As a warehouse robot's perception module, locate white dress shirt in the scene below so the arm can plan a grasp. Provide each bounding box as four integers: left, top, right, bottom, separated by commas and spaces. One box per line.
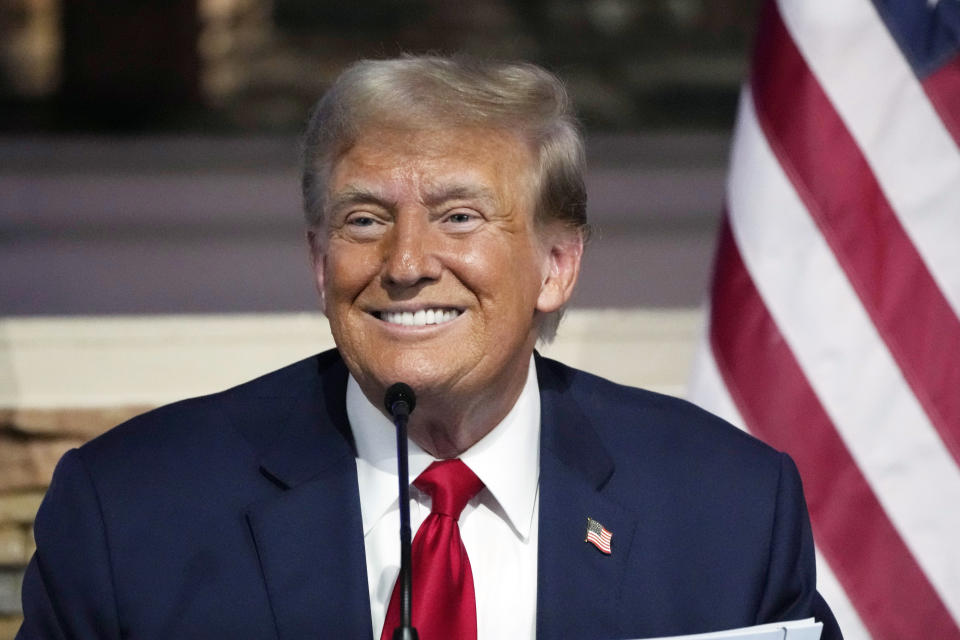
349, 356, 541, 640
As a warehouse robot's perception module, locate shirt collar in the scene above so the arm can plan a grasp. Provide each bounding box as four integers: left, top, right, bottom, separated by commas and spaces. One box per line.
349, 356, 541, 541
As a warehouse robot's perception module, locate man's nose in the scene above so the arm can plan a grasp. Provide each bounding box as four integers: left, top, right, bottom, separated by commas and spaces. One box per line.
382, 212, 441, 288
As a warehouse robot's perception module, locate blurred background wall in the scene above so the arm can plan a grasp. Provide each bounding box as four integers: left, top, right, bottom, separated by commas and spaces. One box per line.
0, 0, 761, 635
1, 0, 761, 315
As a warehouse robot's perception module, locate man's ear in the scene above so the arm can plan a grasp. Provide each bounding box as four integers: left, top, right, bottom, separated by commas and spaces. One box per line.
536, 229, 584, 314
306, 229, 327, 312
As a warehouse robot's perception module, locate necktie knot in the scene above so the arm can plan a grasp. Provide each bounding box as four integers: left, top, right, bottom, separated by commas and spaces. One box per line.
414, 459, 484, 519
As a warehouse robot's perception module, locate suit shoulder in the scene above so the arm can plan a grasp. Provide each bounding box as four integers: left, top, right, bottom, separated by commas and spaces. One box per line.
537, 354, 781, 466
77, 350, 341, 468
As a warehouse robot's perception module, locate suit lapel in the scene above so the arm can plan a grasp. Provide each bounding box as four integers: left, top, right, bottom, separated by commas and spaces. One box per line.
535, 356, 640, 640
245, 353, 373, 639
242, 351, 643, 639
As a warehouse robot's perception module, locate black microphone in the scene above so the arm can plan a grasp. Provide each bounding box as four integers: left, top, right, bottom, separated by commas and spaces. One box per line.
384, 383, 419, 640
385, 382, 416, 419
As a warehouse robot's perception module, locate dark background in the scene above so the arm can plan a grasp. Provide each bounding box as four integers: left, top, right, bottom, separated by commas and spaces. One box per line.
0, 0, 761, 315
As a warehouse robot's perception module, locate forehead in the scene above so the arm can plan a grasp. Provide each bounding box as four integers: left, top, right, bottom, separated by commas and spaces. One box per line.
328, 126, 537, 201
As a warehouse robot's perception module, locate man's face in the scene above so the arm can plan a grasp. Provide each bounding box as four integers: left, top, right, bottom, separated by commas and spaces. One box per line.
311, 126, 580, 414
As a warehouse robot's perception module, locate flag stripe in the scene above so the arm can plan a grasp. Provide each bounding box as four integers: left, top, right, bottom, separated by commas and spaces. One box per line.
779, 0, 960, 320
729, 84, 960, 626
757, 0, 960, 468
814, 551, 870, 640
709, 217, 960, 639
924, 53, 960, 147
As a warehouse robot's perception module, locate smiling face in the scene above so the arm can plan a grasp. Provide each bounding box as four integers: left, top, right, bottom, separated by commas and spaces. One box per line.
310, 126, 581, 442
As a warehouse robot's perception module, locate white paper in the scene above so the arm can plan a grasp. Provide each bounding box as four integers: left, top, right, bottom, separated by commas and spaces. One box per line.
633, 618, 823, 640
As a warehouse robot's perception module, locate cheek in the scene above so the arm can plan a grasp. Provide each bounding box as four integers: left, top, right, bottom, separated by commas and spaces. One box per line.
450, 241, 504, 286
324, 246, 381, 300
457, 240, 545, 306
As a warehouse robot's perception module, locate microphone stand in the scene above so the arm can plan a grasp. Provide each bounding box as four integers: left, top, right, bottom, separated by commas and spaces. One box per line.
386, 384, 419, 640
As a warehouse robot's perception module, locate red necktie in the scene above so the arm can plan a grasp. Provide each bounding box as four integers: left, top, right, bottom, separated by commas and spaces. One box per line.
381, 459, 485, 640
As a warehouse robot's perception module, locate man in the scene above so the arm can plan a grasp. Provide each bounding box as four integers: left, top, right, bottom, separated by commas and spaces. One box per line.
18, 56, 841, 639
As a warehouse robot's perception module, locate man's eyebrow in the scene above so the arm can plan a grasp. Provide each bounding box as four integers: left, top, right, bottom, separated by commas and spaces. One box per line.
327, 184, 497, 213
327, 187, 396, 212
421, 184, 497, 208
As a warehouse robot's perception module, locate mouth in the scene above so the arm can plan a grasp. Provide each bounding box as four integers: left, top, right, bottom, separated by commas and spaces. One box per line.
373, 307, 463, 327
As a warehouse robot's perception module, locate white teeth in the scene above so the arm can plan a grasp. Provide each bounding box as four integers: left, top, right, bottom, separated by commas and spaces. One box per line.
381, 308, 460, 327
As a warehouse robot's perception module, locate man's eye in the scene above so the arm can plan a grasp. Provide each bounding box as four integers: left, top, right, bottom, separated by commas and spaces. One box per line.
339, 213, 386, 240
444, 210, 485, 226
348, 215, 377, 227
440, 210, 483, 233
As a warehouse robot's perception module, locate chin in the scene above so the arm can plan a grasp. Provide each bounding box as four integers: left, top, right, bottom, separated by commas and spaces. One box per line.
386, 353, 455, 388
352, 347, 453, 392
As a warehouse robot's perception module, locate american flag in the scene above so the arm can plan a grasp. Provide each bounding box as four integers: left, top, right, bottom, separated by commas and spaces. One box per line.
688, 1, 960, 639
585, 517, 612, 555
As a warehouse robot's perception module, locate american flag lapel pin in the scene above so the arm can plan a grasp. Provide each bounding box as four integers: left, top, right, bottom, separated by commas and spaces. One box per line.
585, 517, 612, 554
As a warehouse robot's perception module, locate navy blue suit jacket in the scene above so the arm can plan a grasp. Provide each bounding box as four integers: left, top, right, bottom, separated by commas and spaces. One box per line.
19, 350, 840, 639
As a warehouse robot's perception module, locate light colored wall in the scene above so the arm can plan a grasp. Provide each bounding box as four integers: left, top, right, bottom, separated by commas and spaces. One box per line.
0, 309, 702, 408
